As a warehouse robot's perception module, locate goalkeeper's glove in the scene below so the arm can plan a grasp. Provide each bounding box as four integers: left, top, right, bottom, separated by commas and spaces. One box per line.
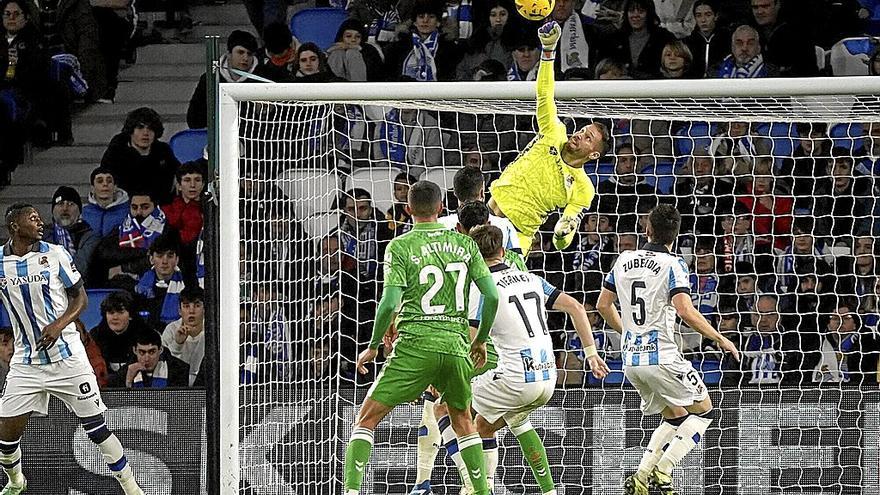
538, 21, 561, 52
553, 215, 579, 250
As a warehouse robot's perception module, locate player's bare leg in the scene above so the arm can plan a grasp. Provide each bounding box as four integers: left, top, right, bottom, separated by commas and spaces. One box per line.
625, 405, 689, 495
446, 404, 490, 495
0, 414, 29, 495
648, 398, 715, 495
344, 398, 394, 494
80, 414, 144, 495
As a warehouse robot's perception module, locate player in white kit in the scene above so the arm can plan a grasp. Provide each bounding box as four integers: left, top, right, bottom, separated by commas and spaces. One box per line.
596, 205, 739, 495
0, 204, 143, 495
467, 225, 609, 494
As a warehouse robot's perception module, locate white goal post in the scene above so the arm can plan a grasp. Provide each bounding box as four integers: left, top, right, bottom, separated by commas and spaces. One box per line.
218, 77, 880, 495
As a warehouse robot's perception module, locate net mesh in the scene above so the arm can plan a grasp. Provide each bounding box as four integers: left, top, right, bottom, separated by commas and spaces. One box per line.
233, 92, 880, 494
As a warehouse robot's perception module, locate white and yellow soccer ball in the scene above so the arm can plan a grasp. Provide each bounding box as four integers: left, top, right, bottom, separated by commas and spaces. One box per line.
515, 0, 555, 21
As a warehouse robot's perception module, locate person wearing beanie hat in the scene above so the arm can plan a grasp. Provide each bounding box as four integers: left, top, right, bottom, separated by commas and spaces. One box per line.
82, 166, 130, 238
187, 28, 281, 128
256, 21, 300, 81
383, 0, 464, 81
43, 186, 99, 286
326, 18, 386, 81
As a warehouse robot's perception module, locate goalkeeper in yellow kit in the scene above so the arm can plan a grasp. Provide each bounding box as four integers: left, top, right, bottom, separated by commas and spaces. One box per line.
488, 21, 610, 255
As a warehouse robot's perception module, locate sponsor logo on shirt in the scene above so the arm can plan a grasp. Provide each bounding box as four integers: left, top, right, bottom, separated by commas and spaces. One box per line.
626, 341, 658, 354
0, 273, 49, 289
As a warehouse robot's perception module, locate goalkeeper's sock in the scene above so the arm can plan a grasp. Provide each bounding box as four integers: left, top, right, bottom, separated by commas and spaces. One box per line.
655, 410, 715, 475
439, 416, 473, 492
482, 437, 498, 492
457, 433, 489, 495
344, 427, 374, 494
512, 421, 555, 494
0, 439, 24, 486
635, 416, 684, 483
414, 395, 441, 484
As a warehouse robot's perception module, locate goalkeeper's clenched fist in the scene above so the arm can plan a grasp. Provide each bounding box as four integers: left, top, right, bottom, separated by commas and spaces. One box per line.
538, 21, 561, 51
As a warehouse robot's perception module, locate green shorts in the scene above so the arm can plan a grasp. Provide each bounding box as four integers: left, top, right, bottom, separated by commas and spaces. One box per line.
368, 342, 474, 411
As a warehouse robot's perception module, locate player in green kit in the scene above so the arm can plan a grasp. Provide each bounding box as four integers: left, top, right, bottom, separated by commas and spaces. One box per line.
343, 181, 500, 495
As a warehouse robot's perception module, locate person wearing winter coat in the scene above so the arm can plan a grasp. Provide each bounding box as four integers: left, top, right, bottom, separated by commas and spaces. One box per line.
40, 0, 111, 100
101, 106, 180, 206
604, 0, 675, 78
383, 0, 463, 81
683, 0, 729, 77
82, 166, 130, 237
326, 18, 385, 81
42, 186, 101, 287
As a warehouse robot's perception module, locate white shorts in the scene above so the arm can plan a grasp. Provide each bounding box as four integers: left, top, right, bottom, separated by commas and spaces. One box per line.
471, 371, 555, 426
624, 358, 708, 416
0, 352, 106, 418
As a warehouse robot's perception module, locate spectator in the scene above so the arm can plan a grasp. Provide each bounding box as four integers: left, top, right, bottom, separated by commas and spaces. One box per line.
750, 0, 818, 77
242, 0, 285, 37
593, 57, 630, 79
42, 186, 99, 285
683, 0, 729, 77
89, 0, 134, 103
690, 241, 720, 327
616, 232, 639, 252
371, 107, 444, 168
385, 171, 417, 237
814, 151, 872, 237
455, 0, 515, 80
736, 166, 793, 251
658, 40, 695, 78
0, 328, 12, 391
506, 33, 540, 81
596, 143, 656, 229
605, 0, 675, 78
134, 232, 185, 327
709, 121, 770, 179
654, 0, 697, 39
95, 190, 168, 285
294, 42, 339, 82
775, 216, 833, 296
256, 21, 298, 82
110, 329, 189, 388
857, 121, 880, 176
161, 286, 205, 386
90, 290, 151, 373
242, 281, 294, 382
316, 233, 361, 328
101, 107, 180, 205
82, 166, 129, 238
383, 0, 463, 81
714, 25, 775, 78
327, 18, 385, 82
548, 0, 599, 79
76, 319, 109, 389
672, 152, 735, 235
338, 188, 393, 283
734, 270, 757, 314
187, 30, 274, 129
565, 212, 615, 297
162, 159, 205, 247
813, 303, 879, 383
777, 122, 832, 212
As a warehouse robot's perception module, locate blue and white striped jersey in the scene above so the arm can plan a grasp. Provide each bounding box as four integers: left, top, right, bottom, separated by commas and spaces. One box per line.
439, 213, 522, 252
603, 243, 690, 367
0, 242, 85, 364
469, 263, 559, 383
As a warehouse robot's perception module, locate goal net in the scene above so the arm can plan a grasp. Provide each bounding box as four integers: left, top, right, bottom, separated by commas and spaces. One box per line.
218, 78, 880, 495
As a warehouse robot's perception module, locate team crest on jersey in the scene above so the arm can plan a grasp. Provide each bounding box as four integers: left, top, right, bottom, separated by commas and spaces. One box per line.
565, 174, 575, 189
549, 146, 558, 156
39, 256, 49, 267
0, 278, 5, 290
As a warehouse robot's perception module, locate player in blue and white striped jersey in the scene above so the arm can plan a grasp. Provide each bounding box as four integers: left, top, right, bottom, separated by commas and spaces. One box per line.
597, 205, 739, 495
0, 204, 143, 495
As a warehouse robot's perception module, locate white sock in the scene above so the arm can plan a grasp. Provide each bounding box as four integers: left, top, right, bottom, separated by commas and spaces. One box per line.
655, 411, 714, 475
439, 416, 473, 491
635, 418, 682, 482
482, 437, 498, 491
415, 397, 441, 484
0, 439, 23, 485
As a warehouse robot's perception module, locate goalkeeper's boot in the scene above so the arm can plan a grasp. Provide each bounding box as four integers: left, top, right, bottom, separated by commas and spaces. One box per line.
409, 480, 433, 495
649, 467, 679, 495
623, 474, 649, 495
0, 477, 26, 495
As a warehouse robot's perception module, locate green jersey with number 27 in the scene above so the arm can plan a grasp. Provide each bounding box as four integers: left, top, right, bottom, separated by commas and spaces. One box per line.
383, 222, 491, 358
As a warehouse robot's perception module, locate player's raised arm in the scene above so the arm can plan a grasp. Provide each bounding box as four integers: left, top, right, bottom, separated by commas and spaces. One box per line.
671, 294, 740, 361
552, 291, 610, 378
535, 21, 561, 134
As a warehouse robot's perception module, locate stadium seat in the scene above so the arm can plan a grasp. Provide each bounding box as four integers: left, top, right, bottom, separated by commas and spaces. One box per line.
640, 162, 676, 194
301, 211, 339, 239
0, 305, 9, 329
830, 122, 865, 152
275, 168, 341, 219
673, 122, 714, 157
169, 128, 207, 164
420, 167, 461, 194
830, 37, 876, 76
346, 167, 402, 214
289, 8, 349, 52
82, 289, 120, 330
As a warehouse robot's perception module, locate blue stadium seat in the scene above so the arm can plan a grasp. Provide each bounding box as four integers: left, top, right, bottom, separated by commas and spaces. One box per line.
640, 162, 676, 194
673, 122, 714, 157
169, 128, 207, 163
82, 289, 120, 330
289, 8, 349, 52
830, 122, 865, 152
0, 305, 9, 329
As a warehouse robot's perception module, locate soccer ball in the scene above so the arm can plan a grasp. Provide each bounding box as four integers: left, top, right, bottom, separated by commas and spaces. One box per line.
515, 0, 555, 21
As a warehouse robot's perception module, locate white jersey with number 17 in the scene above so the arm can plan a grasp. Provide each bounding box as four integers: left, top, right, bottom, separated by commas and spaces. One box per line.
468, 263, 559, 383
603, 244, 691, 367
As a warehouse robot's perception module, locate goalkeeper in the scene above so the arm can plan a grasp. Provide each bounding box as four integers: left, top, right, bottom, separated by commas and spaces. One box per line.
487, 21, 610, 255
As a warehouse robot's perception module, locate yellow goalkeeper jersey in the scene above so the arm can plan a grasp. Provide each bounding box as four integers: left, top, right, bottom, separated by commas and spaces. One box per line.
489, 58, 596, 237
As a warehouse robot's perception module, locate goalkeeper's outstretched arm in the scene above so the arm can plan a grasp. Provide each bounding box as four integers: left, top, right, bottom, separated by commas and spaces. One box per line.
536, 21, 561, 134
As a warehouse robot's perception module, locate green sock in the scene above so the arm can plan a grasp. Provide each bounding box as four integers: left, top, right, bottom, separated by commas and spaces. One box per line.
344, 427, 374, 493
513, 421, 554, 493
457, 433, 489, 495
